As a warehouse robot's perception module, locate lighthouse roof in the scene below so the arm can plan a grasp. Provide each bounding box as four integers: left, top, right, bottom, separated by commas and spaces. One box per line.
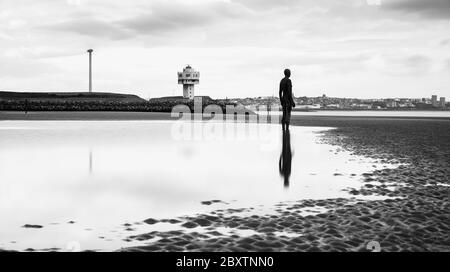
183, 65, 195, 72
178, 65, 199, 85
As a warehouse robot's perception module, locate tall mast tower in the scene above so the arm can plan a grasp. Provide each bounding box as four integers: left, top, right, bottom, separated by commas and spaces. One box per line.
87, 49, 93, 93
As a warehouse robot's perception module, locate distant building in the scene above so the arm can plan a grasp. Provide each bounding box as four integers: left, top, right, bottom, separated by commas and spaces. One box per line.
440, 97, 446, 108
386, 100, 398, 108
431, 95, 438, 107
178, 65, 199, 100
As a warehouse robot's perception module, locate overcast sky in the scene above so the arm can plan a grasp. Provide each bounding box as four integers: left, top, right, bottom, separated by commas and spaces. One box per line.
0, 0, 449, 99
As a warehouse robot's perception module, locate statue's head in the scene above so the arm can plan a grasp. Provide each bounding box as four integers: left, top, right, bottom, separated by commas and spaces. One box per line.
284, 69, 291, 78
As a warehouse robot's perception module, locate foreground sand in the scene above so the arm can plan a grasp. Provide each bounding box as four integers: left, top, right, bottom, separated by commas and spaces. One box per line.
119, 116, 450, 252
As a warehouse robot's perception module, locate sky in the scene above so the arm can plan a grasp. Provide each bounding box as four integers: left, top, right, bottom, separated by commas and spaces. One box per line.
0, 0, 449, 99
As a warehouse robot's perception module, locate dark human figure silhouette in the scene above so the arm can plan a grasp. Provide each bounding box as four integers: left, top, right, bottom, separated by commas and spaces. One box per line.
279, 69, 295, 130
279, 128, 293, 188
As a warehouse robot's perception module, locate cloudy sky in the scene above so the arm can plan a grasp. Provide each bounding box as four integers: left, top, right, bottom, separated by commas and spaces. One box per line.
0, 0, 449, 99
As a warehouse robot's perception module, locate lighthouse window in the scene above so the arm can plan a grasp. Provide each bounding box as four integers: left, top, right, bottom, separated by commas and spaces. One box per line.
185, 74, 191, 77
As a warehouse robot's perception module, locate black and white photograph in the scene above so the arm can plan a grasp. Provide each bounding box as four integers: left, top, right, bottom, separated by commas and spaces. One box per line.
0, 0, 449, 257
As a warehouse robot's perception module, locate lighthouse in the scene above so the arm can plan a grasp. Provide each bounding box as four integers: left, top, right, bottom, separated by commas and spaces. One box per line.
178, 65, 199, 100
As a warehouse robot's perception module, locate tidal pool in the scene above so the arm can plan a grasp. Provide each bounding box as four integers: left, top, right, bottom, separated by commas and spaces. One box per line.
0, 121, 394, 251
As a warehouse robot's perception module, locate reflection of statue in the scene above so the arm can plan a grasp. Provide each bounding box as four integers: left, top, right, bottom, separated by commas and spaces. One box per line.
279, 128, 293, 188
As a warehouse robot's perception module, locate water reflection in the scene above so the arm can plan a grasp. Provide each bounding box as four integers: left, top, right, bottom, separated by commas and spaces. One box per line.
89, 149, 93, 175
0, 121, 397, 251
279, 128, 293, 188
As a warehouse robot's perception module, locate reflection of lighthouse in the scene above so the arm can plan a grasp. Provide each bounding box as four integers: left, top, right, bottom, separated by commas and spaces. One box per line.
178, 65, 199, 100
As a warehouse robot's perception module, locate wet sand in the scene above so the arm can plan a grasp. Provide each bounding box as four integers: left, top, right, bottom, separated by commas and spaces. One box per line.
1, 112, 449, 252
120, 115, 450, 252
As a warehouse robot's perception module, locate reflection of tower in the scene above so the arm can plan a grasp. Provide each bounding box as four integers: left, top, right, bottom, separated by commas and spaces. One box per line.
89, 149, 93, 175
87, 49, 93, 93
178, 65, 199, 100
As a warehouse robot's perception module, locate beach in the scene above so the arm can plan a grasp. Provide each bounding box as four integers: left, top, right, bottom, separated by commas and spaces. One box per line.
117, 115, 449, 252
0, 112, 449, 252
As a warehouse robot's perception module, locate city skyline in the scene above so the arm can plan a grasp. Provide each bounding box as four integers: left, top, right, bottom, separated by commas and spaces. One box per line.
0, 0, 449, 99
231, 93, 448, 110
232, 93, 447, 101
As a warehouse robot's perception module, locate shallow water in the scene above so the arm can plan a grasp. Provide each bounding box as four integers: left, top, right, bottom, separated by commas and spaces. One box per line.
0, 121, 395, 251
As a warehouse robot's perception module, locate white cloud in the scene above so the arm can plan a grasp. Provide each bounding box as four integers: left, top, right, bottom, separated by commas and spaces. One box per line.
0, 0, 449, 98
66, 0, 83, 6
